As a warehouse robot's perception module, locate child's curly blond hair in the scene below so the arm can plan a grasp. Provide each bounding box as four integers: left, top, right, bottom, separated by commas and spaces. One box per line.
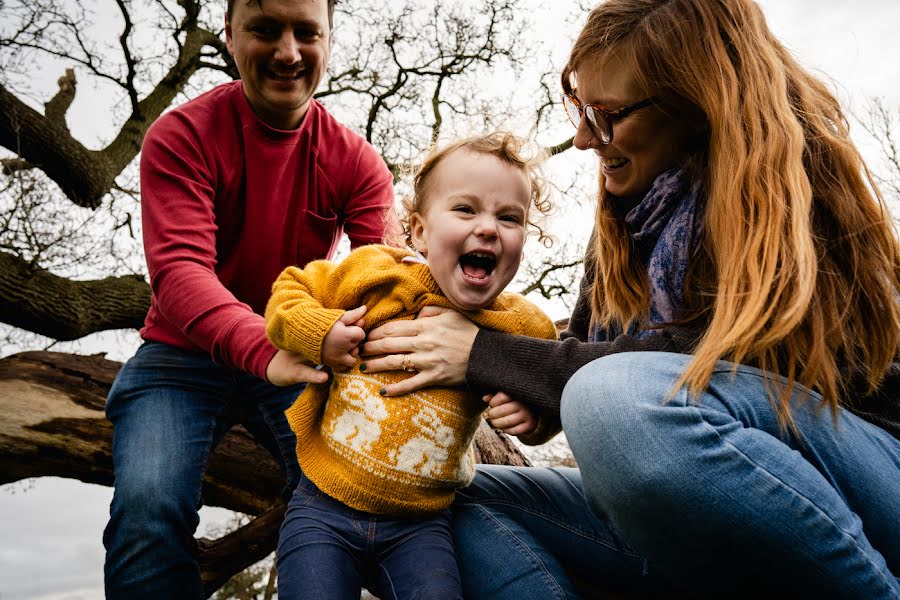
398, 131, 553, 248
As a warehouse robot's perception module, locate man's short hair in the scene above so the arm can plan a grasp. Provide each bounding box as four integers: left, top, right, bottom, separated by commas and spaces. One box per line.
226, 0, 336, 27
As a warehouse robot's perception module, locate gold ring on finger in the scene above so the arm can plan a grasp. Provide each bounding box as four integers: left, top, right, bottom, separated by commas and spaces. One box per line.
400, 354, 417, 372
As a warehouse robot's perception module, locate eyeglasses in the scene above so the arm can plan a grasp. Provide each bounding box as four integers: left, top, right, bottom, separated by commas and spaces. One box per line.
562, 92, 658, 145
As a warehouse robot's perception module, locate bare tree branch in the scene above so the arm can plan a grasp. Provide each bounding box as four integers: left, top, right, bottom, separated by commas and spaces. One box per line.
0, 250, 149, 339
518, 258, 582, 299
114, 0, 141, 114
546, 136, 574, 156
858, 97, 900, 201
42, 68, 77, 130
1, 157, 34, 175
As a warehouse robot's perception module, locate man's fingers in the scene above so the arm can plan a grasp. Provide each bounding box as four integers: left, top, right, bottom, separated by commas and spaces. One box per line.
294, 362, 329, 384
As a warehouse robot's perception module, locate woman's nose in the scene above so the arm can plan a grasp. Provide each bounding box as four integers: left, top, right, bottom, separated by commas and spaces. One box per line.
572, 116, 598, 151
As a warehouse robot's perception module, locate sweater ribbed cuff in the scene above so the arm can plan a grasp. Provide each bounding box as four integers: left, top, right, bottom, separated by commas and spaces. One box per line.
285, 308, 345, 363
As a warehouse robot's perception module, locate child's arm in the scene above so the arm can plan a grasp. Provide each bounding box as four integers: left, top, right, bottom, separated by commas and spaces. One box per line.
265, 260, 357, 367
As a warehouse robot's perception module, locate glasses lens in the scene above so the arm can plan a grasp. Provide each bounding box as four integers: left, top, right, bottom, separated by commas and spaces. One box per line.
563, 95, 582, 128
584, 107, 612, 144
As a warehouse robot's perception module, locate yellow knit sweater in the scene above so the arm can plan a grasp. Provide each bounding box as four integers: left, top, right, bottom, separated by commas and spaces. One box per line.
265, 245, 557, 515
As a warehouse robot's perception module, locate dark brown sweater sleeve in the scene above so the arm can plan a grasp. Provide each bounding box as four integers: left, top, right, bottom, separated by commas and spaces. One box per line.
467, 327, 686, 414
846, 362, 900, 440
466, 259, 698, 414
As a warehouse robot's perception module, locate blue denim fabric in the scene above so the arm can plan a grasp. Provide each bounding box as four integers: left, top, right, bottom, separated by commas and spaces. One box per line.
103, 341, 304, 599
278, 474, 462, 600
452, 465, 668, 600
455, 351, 900, 599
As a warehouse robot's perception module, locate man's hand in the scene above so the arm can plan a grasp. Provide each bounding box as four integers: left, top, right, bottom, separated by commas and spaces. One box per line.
322, 305, 367, 371
266, 349, 329, 386
484, 391, 537, 436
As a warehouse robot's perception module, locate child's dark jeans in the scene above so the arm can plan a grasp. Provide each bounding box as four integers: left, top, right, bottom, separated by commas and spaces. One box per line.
277, 473, 463, 600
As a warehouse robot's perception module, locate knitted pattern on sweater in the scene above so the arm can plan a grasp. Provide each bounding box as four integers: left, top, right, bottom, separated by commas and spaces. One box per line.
266, 245, 557, 514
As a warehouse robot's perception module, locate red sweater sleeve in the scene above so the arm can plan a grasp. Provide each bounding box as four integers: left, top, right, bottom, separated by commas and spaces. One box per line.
140, 113, 276, 376
140, 88, 397, 379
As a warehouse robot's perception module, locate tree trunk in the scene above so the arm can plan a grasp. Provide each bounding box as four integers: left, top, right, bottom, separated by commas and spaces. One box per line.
0, 350, 530, 597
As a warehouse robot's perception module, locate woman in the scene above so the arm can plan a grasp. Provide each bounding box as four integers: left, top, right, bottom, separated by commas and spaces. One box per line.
361, 0, 900, 597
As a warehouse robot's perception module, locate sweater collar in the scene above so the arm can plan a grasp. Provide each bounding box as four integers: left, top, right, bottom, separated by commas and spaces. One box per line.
232, 81, 316, 143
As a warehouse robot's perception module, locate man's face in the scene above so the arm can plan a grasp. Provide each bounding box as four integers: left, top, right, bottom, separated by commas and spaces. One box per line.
225, 0, 331, 130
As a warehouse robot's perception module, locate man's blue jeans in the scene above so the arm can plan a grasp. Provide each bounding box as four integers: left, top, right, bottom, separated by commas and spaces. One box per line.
277, 474, 462, 600
453, 352, 900, 599
103, 341, 305, 599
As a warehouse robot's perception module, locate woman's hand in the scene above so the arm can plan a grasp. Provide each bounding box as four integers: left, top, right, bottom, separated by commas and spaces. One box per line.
360, 306, 479, 396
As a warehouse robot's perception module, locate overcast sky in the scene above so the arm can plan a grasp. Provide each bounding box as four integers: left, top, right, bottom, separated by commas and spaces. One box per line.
2, 1, 900, 599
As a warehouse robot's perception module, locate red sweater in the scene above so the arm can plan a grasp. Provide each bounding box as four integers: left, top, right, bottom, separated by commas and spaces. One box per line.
139, 81, 396, 380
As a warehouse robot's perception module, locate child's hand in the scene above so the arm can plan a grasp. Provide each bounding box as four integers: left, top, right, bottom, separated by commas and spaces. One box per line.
484, 391, 537, 436
322, 305, 367, 371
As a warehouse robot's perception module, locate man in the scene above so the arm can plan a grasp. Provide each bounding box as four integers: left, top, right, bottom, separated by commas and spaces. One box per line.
102, 0, 397, 596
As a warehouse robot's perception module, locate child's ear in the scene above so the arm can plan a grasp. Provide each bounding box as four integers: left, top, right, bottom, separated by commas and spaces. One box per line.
408, 212, 428, 256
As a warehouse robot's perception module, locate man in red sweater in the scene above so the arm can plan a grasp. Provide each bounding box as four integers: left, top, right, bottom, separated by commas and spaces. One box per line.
102, 0, 397, 596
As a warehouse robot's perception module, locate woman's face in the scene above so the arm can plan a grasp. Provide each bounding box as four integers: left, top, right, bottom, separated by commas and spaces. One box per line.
572, 54, 698, 201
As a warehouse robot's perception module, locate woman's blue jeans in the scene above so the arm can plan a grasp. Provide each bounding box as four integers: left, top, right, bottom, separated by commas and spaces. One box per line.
277, 474, 462, 600
102, 341, 305, 599
453, 352, 900, 599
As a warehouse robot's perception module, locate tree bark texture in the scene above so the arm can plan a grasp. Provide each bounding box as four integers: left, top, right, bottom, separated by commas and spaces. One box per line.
0, 350, 530, 596
0, 251, 151, 341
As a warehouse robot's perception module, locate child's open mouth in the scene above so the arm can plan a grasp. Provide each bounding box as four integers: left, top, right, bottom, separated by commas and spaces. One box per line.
459, 251, 496, 284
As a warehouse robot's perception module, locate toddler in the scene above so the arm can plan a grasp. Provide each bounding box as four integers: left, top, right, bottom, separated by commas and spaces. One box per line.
265, 132, 558, 600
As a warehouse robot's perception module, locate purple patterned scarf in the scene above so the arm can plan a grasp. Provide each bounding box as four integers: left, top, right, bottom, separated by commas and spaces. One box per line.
592, 167, 703, 341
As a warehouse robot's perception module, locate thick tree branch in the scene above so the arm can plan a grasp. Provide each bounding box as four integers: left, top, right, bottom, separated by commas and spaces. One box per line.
0, 350, 531, 596
0, 81, 114, 208
0, 250, 150, 339
197, 503, 287, 596
102, 25, 222, 177
0, 5, 224, 208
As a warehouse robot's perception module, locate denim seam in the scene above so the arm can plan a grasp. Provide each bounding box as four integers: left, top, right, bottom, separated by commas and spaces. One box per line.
256, 395, 299, 478
708, 363, 824, 402
465, 499, 641, 558
471, 503, 569, 600
196, 404, 227, 509
688, 402, 898, 593
377, 562, 398, 600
